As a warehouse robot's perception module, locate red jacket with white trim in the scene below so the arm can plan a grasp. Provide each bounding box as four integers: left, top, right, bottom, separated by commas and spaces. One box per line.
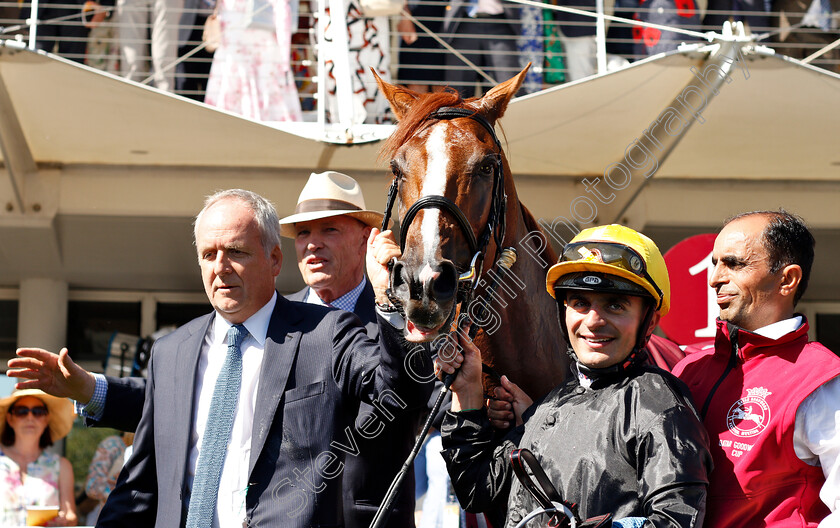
673, 317, 840, 527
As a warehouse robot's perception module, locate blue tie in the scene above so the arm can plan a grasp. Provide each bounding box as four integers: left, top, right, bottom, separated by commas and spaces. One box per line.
185, 324, 247, 528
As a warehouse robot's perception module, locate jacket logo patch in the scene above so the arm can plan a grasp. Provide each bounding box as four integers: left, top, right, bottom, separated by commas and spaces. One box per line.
726, 387, 772, 438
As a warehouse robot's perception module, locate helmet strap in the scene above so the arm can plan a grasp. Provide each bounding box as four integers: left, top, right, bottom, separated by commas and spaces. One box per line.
635, 301, 656, 352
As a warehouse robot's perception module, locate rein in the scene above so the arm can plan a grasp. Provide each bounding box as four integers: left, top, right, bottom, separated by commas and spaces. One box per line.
380, 106, 509, 315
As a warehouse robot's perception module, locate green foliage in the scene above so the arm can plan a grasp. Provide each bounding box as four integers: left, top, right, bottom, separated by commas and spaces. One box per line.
64, 417, 120, 492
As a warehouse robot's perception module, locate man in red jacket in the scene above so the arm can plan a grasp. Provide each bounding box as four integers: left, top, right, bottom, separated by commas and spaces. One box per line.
673, 210, 840, 527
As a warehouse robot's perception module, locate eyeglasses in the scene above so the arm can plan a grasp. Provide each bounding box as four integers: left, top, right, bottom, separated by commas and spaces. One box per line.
560, 241, 664, 310
9, 406, 49, 418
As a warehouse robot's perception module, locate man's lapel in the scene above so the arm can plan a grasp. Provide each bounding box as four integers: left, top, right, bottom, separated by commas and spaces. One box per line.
355, 280, 379, 339
173, 314, 212, 485
248, 296, 302, 475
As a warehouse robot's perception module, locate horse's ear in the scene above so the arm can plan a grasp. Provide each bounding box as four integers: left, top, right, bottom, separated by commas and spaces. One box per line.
475, 63, 530, 123
371, 67, 419, 121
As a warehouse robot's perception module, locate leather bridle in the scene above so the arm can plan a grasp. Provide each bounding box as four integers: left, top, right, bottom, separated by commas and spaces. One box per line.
380, 107, 508, 313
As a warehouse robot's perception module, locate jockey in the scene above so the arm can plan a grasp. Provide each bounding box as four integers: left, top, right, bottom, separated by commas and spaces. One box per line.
545, 223, 671, 382
435, 224, 712, 528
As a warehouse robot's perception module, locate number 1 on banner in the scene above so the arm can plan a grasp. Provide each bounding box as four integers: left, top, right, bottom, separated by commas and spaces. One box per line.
689, 250, 717, 338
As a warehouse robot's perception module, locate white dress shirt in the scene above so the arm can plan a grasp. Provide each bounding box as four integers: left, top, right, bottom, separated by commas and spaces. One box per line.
755, 316, 840, 526
186, 292, 276, 528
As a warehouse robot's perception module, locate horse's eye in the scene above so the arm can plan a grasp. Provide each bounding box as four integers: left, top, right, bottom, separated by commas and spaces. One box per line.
478, 160, 495, 176
390, 161, 403, 180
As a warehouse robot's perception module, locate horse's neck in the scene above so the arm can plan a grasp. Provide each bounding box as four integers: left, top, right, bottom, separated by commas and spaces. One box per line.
475, 199, 569, 399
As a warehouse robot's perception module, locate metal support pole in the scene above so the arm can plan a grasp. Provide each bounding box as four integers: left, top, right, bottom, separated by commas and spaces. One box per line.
315, 0, 327, 128
28, 0, 40, 50
595, 0, 607, 74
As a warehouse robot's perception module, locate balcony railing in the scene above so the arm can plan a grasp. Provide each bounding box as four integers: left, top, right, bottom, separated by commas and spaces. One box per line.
1, 0, 837, 124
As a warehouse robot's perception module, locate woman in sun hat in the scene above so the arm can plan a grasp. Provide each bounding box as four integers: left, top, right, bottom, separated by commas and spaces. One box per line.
0, 389, 77, 526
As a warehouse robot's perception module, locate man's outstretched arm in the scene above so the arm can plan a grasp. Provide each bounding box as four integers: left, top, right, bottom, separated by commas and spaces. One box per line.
8, 347, 146, 431
7, 347, 96, 402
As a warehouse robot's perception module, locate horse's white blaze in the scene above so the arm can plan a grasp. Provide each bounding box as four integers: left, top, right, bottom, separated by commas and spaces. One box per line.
420, 123, 450, 263
418, 264, 441, 286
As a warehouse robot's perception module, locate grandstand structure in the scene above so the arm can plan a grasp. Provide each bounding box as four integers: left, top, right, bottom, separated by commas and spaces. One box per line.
1, 3, 839, 367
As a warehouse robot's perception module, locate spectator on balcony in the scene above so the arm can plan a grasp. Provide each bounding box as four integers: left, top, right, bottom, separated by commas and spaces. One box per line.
82, 0, 182, 91
634, 0, 704, 56
21, 0, 90, 63
322, 0, 393, 124
397, 0, 447, 93
440, 0, 522, 96
176, 0, 216, 100
703, 0, 769, 32
204, 0, 302, 121
546, 0, 598, 81
772, 0, 840, 72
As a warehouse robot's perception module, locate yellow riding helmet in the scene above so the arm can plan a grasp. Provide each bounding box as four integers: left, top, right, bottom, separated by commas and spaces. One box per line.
545, 224, 671, 316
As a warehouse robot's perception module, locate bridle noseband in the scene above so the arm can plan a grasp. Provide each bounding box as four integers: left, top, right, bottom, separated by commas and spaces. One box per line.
380, 107, 508, 312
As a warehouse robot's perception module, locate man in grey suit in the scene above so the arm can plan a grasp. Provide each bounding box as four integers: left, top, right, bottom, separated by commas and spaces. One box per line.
441, 0, 522, 97
15, 189, 426, 527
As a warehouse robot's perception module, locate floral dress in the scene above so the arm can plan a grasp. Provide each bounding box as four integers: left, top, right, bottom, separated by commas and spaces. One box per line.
204, 0, 303, 122
0, 449, 61, 526
85, 436, 127, 506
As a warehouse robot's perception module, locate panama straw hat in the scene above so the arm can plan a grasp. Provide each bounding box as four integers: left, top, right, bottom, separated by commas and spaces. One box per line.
0, 389, 75, 443
278, 171, 390, 238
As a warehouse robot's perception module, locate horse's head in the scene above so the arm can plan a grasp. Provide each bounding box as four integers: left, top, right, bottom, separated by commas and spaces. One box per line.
374, 67, 529, 342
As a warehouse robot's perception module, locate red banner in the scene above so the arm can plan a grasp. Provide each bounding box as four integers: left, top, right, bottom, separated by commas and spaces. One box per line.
660, 233, 717, 346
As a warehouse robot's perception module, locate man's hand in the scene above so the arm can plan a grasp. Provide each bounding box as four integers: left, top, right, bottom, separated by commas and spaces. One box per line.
367, 228, 401, 305
397, 18, 418, 44
487, 375, 533, 429
7, 348, 96, 403
434, 331, 484, 411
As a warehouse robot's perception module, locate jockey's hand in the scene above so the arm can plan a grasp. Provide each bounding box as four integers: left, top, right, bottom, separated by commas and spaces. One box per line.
435, 330, 484, 411
487, 375, 532, 429
7, 348, 96, 404
366, 228, 400, 306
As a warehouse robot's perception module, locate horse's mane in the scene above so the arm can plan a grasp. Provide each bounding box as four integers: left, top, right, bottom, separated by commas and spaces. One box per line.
380, 90, 477, 161
520, 201, 558, 268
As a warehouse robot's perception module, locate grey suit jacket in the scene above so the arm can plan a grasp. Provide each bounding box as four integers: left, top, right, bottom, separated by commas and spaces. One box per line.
97, 294, 427, 528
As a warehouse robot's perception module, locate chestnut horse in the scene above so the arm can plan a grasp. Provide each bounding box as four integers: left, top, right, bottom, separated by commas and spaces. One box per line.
374, 68, 568, 399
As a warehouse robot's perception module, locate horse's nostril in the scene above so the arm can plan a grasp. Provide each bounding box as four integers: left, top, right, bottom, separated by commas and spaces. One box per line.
430, 262, 457, 302
391, 261, 404, 287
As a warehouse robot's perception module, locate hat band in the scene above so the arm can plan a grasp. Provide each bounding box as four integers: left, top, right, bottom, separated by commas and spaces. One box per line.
294, 199, 362, 215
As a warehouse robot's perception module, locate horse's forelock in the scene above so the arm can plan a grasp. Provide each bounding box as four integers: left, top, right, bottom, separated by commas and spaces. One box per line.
380, 90, 476, 161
